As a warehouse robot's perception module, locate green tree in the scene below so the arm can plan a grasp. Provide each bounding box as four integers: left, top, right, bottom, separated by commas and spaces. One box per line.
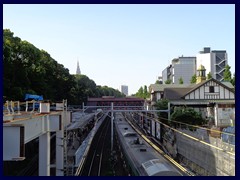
3, 29, 76, 102
155, 99, 169, 120
223, 65, 232, 82
3, 29, 124, 104
231, 73, 235, 86
190, 74, 196, 84
143, 85, 150, 99
207, 72, 212, 80
135, 86, 144, 98
3, 29, 24, 100
171, 106, 205, 126
70, 74, 97, 104
178, 77, 184, 84
95, 85, 124, 98
164, 79, 172, 84
135, 85, 150, 99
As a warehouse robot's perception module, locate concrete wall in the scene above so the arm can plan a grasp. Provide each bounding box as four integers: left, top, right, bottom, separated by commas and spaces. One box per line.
175, 129, 235, 176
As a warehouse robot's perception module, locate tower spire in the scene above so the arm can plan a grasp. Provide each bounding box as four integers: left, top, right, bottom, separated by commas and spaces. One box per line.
76, 59, 81, 75
196, 64, 206, 84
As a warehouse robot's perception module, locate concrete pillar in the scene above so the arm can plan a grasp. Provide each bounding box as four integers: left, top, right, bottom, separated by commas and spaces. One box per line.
56, 115, 64, 176
214, 104, 218, 126
168, 102, 171, 122
6, 101, 10, 114
25, 101, 28, 112
111, 102, 113, 151
39, 116, 50, 176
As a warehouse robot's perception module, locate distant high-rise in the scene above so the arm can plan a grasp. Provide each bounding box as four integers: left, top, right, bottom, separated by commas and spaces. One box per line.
76, 60, 81, 75
121, 85, 128, 96
196, 47, 228, 81
162, 56, 196, 84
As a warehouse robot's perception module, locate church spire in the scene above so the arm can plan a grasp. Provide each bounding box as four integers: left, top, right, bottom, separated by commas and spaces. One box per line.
76, 60, 81, 75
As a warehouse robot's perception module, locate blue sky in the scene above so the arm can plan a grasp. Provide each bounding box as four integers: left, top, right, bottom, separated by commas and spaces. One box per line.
3, 4, 235, 95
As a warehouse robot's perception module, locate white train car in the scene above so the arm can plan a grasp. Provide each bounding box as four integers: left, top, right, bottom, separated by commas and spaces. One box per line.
114, 112, 185, 176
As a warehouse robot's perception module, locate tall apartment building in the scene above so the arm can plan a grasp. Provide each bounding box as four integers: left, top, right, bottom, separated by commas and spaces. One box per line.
196, 47, 228, 81
121, 85, 128, 96
162, 65, 172, 83
162, 56, 196, 84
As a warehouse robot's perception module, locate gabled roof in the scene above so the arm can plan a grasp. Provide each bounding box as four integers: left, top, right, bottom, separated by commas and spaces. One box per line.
149, 84, 193, 93
150, 78, 235, 101
182, 78, 235, 98
164, 88, 193, 100
222, 81, 234, 89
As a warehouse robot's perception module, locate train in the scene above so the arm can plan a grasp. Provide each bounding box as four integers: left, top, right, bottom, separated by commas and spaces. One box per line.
114, 112, 186, 176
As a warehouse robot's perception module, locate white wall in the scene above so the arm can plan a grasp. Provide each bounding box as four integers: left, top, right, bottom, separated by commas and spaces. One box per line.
196, 53, 211, 76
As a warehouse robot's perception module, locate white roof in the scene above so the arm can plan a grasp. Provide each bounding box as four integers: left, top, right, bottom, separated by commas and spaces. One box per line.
142, 159, 169, 176
67, 113, 95, 130
123, 131, 137, 137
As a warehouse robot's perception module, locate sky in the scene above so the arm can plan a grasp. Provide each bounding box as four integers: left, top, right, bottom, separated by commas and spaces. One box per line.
3, 4, 235, 95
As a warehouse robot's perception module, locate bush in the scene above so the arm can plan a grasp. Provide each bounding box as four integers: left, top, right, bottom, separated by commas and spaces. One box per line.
171, 106, 205, 127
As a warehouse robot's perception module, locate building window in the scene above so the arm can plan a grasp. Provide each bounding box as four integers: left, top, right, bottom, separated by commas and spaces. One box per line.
157, 93, 161, 100
161, 92, 164, 99
209, 86, 214, 93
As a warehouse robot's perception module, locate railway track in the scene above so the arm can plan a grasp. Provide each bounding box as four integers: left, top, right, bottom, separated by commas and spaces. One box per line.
16, 134, 56, 176
80, 115, 111, 176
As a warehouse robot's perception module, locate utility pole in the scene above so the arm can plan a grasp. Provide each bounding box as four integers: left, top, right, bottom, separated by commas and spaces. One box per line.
111, 102, 114, 151
82, 102, 85, 114
168, 102, 171, 122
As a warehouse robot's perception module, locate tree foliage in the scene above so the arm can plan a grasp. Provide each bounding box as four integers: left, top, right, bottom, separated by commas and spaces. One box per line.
223, 65, 232, 82
135, 85, 150, 99
190, 74, 196, 84
155, 99, 169, 120
143, 85, 149, 98
3, 29, 124, 104
223, 65, 235, 86
171, 106, 205, 126
3, 29, 77, 102
178, 77, 183, 84
231, 73, 235, 86
164, 79, 172, 84
207, 72, 212, 80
